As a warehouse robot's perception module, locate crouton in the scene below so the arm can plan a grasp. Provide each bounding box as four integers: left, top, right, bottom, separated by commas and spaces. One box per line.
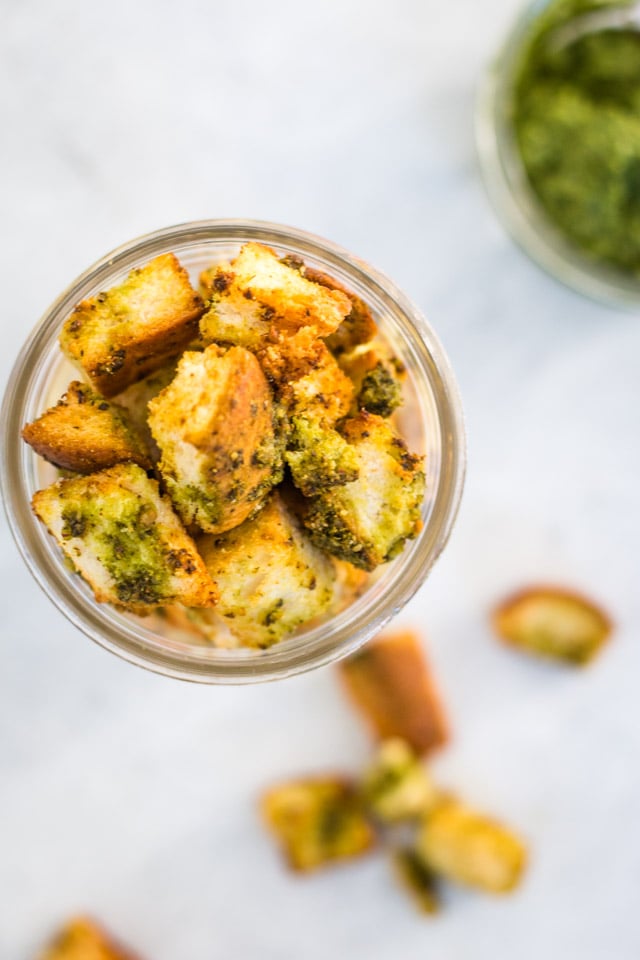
31, 463, 218, 610
391, 849, 441, 915
493, 586, 612, 665
338, 631, 448, 755
285, 415, 359, 496
300, 413, 425, 570
261, 334, 355, 426
278, 254, 378, 353
197, 491, 338, 647
261, 777, 375, 872
361, 738, 439, 823
114, 361, 178, 459
59, 253, 204, 396
159, 604, 243, 649
199, 243, 351, 349
338, 343, 404, 417
148, 344, 283, 534
22, 381, 151, 473
416, 798, 527, 894
36, 917, 142, 960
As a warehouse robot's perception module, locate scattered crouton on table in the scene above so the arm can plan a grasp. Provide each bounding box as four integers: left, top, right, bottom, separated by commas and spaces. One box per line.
36, 917, 143, 960
338, 630, 449, 754
261, 776, 375, 872
493, 585, 612, 665
362, 738, 440, 823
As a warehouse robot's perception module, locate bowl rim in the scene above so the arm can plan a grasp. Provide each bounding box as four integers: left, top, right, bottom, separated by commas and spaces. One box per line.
0, 218, 466, 683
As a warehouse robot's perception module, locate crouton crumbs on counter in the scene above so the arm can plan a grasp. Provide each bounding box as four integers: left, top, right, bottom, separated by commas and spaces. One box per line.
339, 630, 449, 753
36, 917, 143, 960
261, 777, 375, 871
493, 586, 612, 665
25, 242, 426, 647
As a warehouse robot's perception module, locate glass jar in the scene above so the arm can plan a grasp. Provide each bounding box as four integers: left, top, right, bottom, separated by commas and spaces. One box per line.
476, 0, 640, 309
0, 220, 465, 683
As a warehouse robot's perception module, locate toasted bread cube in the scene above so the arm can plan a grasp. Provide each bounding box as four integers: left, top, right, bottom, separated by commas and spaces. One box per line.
22, 381, 152, 473
300, 413, 425, 570
148, 344, 283, 534
36, 917, 142, 960
493, 586, 612, 665
339, 631, 449, 755
199, 243, 351, 349
261, 777, 375, 872
158, 604, 242, 649
338, 343, 404, 418
417, 799, 527, 894
114, 361, 178, 458
278, 255, 378, 354
31, 463, 218, 610
261, 334, 355, 426
362, 739, 439, 823
197, 492, 338, 648
59, 253, 204, 396
285, 415, 359, 496
391, 849, 441, 915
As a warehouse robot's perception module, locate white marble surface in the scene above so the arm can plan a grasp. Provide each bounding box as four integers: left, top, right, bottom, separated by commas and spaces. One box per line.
1, 1, 639, 956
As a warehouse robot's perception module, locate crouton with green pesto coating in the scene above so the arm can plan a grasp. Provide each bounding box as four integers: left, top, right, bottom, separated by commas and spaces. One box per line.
417, 798, 527, 894
199, 242, 351, 349
278, 253, 378, 354
493, 586, 612, 665
148, 344, 283, 534
338, 343, 405, 417
31, 463, 218, 610
197, 491, 338, 648
285, 415, 359, 496
391, 849, 441, 915
21, 381, 152, 473
339, 631, 449, 754
362, 739, 439, 823
300, 413, 425, 570
60, 253, 204, 396
261, 777, 375, 872
37, 917, 142, 960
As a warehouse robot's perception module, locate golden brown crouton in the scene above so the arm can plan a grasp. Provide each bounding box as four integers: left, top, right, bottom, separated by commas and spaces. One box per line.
36, 917, 143, 960
199, 242, 352, 348
22, 381, 151, 473
148, 344, 283, 534
59, 253, 204, 396
493, 586, 612, 665
278, 254, 378, 353
261, 777, 375, 872
362, 738, 440, 823
285, 415, 359, 496
416, 798, 527, 894
338, 631, 449, 755
338, 342, 405, 417
113, 361, 178, 459
31, 463, 218, 610
197, 491, 338, 648
300, 413, 425, 570
391, 849, 441, 915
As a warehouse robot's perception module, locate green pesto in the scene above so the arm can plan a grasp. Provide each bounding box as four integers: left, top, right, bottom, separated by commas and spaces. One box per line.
61, 494, 170, 604
357, 362, 402, 417
513, 0, 640, 271
167, 480, 223, 528
285, 416, 359, 496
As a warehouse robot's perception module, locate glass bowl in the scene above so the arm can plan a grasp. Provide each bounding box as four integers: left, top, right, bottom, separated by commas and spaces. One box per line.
0, 220, 465, 683
476, 0, 640, 309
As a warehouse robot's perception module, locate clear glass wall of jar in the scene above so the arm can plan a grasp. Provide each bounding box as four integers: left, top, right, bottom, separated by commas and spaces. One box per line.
0, 220, 465, 683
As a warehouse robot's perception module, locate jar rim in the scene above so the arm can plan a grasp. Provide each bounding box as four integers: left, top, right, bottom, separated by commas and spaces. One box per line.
0, 219, 466, 683
475, 0, 640, 309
